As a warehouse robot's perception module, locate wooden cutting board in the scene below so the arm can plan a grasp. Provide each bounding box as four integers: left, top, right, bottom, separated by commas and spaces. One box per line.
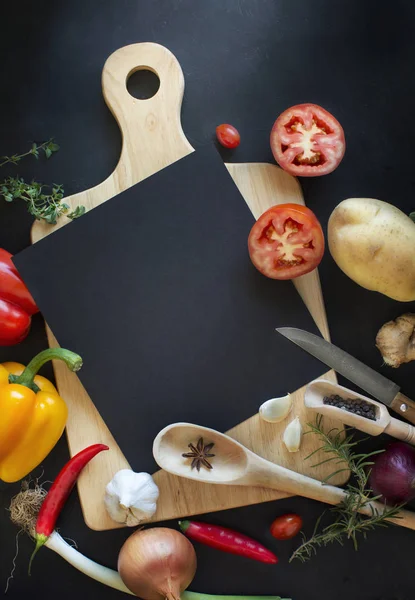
30, 42, 344, 531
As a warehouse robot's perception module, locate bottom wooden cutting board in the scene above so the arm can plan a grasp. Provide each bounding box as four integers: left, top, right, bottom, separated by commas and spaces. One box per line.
29, 43, 346, 530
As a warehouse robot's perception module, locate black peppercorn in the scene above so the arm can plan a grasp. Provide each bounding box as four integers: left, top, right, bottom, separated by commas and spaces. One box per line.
323, 394, 376, 421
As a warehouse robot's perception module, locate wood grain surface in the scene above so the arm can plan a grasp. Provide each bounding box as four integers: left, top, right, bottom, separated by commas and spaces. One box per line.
31, 42, 344, 531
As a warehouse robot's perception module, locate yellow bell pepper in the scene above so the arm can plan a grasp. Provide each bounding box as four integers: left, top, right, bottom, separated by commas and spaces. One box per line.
0, 348, 82, 483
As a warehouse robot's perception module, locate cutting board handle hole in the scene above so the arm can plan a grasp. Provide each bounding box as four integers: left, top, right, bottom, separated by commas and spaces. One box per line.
127, 68, 160, 100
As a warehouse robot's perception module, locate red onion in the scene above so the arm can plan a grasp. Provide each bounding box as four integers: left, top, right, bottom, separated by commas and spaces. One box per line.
369, 442, 415, 505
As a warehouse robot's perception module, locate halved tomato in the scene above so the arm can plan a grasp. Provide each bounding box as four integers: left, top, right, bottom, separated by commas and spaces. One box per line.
248, 204, 324, 280
270, 103, 345, 177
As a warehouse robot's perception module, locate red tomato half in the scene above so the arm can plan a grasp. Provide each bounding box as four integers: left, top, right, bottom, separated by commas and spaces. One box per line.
270, 514, 303, 540
248, 204, 324, 280
216, 124, 240, 149
270, 103, 345, 177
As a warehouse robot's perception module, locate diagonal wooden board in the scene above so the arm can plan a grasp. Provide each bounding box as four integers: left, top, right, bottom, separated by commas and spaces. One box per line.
31, 43, 345, 531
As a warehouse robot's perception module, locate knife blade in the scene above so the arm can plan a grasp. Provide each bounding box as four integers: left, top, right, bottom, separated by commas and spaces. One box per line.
277, 327, 415, 425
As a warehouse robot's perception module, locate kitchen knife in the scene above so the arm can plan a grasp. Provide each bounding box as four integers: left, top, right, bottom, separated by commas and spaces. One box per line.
277, 327, 415, 425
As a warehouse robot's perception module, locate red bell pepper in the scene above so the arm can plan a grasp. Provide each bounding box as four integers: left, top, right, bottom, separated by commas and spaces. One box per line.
0, 248, 38, 345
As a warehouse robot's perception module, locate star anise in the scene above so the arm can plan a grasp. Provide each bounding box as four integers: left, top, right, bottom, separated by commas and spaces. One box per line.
182, 437, 215, 472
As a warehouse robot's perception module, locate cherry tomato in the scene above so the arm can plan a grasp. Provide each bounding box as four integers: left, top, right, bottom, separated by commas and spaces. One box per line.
270, 103, 345, 177
216, 124, 240, 149
270, 513, 303, 540
248, 203, 325, 280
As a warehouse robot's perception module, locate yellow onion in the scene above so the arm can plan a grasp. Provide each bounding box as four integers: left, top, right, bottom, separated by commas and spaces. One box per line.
118, 527, 197, 600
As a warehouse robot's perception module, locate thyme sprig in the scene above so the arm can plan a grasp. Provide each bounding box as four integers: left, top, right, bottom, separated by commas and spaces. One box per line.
290, 416, 403, 562
0, 139, 59, 167
0, 140, 85, 224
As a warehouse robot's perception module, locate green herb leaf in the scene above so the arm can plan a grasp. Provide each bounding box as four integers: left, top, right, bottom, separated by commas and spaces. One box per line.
0, 141, 73, 224
67, 205, 86, 220
410, 212, 415, 223
0, 139, 59, 168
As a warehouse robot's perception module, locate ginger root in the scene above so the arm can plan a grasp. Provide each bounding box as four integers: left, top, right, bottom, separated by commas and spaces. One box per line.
376, 313, 415, 368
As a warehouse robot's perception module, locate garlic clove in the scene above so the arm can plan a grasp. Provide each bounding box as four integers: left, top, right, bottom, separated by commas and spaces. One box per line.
105, 470, 159, 527
283, 416, 302, 452
259, 394, 292, 423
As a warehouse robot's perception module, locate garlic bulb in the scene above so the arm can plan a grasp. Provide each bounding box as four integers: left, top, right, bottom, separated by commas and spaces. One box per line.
283, 417, 302, 453
259, 394, 292, 423
105, 470, 159, 527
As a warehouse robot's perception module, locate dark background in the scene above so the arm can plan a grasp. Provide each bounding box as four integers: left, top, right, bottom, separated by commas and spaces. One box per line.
1, 1, 415, 599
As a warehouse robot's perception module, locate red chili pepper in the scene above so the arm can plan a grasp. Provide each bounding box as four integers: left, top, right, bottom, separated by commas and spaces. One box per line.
29, 443, 109, 573
0, 248, 39, 346
179, 520, 278, 564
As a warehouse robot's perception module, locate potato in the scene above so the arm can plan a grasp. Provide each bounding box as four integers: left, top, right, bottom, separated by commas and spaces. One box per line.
328, 198, 415, 301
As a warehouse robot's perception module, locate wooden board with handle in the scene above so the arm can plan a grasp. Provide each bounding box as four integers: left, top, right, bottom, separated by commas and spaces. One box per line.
31, 42, 341, 531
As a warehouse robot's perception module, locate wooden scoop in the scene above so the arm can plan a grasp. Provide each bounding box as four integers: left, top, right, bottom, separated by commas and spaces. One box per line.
153, 422, 415, 530
305, 379, 415, 445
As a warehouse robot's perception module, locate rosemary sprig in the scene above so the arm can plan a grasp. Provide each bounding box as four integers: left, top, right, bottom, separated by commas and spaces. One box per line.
0, 140, 85, 224
290, 416, 403, 563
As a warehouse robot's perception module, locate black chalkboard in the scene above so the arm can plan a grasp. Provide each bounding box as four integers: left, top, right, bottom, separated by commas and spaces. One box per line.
14, 146, 324, 473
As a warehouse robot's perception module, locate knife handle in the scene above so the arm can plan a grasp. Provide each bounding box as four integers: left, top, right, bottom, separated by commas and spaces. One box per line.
391, 392, 415, 426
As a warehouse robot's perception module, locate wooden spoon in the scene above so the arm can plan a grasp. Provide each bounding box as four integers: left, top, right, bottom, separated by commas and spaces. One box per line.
153, 422, 415, 530
305, 379, 415, 444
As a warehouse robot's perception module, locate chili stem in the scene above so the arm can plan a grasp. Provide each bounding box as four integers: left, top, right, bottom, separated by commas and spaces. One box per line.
11, 348, 82, 389
28, 534, 48, 576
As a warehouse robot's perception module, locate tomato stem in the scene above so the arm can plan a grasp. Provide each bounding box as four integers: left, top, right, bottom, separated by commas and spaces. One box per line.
9, 348, 83, 390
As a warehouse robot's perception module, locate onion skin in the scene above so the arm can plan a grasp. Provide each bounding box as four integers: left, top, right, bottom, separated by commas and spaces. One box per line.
369, 442, 415, 505
118, 527, 197, 600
